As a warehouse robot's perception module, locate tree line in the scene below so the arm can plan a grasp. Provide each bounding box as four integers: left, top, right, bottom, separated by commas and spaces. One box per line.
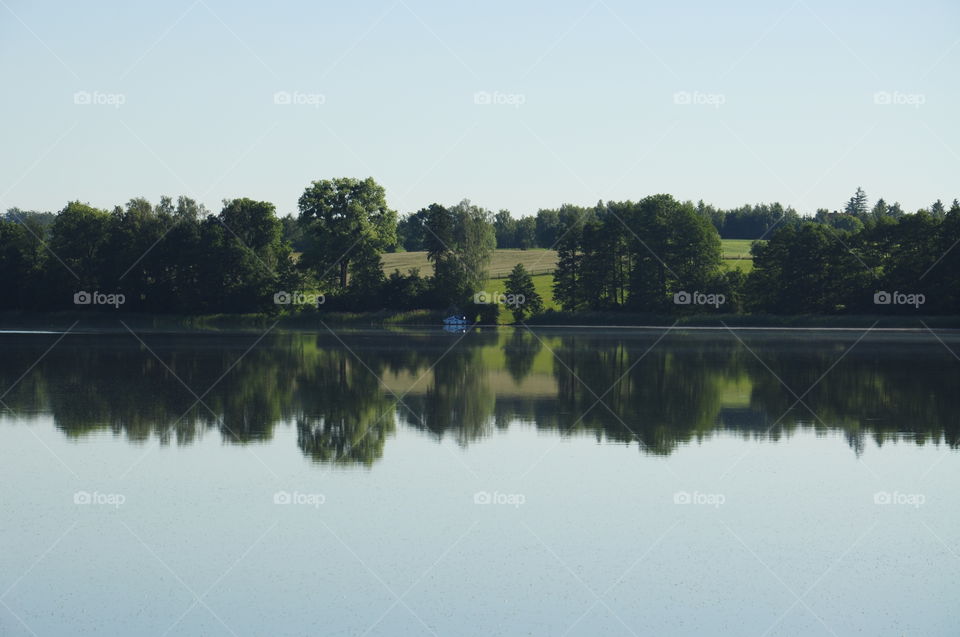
399, 189, 940, 248
549, 190, 960, 316
0, 179, 958, 317
1, 196, 297, 313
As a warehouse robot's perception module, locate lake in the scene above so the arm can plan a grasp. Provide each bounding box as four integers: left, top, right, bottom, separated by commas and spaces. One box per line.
1, 326, 958, 636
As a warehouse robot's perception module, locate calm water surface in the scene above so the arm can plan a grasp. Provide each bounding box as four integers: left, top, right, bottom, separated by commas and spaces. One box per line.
1, 327, 958, 636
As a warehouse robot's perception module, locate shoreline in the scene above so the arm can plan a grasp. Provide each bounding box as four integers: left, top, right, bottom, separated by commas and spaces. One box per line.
0, 310, 957, 333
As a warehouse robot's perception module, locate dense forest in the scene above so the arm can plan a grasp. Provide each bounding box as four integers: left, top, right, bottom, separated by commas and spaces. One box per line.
1, 179, 958, 318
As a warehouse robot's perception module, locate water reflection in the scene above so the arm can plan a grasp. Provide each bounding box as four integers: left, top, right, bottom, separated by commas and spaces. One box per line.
1, 328, 958, 465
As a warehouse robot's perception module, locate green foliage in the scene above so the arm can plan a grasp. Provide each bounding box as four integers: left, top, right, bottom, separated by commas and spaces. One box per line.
930, 199, 946, 219
48, 201, 112, 291
491, 211, 536, 249
3, 208, 57, 228
2, 184, 959, 318
280, 215, 308, 252
493, 210, 515, 248
551, 205, 593, 311
382, 268, 430, 310
534, 208, 562, 247
515, 216, 536, 249
710, 202, 801, 239
1, 196, 291, 314
845, 186, 869, 218
0, 214, 47, 309
397, 208, 430, 252
422, 200, 495, 307
744, 211, 960, 315
474, 301, 500, 324
505, 263, 544, 322
816, 208, 864, 233
4, 330, 960, 463
551, 196, 723, 313
297, 177, 396, 292
207, 198, 288, 312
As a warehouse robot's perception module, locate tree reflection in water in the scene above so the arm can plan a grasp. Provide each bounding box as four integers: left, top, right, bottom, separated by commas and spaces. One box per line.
0, 328, 957, 466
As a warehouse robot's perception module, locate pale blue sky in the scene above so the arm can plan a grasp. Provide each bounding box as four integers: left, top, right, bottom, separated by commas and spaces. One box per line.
1, 0, 957, 218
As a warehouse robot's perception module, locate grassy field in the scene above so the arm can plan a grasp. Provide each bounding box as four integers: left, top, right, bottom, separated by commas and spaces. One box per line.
382, 249, 557, 278
723, 258, 754, 274
379, 240, 757, 322
721, 238, 756, 258
720, 238, 756, 274
479, 273, 558, 324
721, 239, 757, 274
383, 239, 756, 279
